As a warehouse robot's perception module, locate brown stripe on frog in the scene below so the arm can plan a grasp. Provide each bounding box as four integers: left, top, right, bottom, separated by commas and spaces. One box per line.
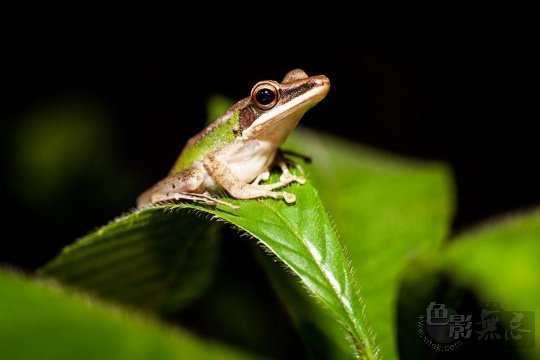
280, 82, 317, 104
238, 104, 260, 131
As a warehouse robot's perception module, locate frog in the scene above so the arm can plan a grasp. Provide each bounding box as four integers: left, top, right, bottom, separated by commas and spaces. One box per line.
137, 69, 330, 209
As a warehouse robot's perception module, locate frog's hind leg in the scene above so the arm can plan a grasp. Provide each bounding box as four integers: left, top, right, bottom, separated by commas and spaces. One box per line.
150, 191, 239, 210
137, 169, 238, 210
137, 170, 204, 208
205, 153, 302, 204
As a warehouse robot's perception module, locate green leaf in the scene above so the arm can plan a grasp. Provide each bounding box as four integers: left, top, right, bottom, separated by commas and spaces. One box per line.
0, 269, 262, 360
284, 128, 455, 359
41, 126, 450, 359
42, 178, 377, 358
197, 180, 379, 359
253, 246, 356, 359
440, 210, 540, 359
41, 208, 221, 314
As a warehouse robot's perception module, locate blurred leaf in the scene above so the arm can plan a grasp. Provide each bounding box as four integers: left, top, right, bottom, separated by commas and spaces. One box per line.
396, 263, 446, 359
397, 261, 524, 359
206, 95, 234, 125
11, 98, 113, 202
440, 210, 540, 359
0, 270, 262, 360
284, 128, 455, 359
41, 208, 221, 314
180, 237, 309, 359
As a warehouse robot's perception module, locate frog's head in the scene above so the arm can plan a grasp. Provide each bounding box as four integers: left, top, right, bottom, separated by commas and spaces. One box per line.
240, 69, 330, 142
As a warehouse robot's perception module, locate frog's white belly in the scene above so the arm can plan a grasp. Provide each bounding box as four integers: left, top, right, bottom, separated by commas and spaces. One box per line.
199, 139, 277, 190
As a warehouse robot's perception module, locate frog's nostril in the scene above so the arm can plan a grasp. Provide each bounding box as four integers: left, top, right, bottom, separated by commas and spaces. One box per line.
315, 75, 330, 87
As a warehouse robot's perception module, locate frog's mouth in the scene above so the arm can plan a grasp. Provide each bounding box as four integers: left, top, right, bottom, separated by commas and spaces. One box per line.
243, 75, 330, 140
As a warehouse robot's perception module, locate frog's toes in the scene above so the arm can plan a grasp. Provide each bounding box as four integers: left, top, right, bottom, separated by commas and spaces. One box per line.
283, 192, 296, 203
280, 172, 306, 185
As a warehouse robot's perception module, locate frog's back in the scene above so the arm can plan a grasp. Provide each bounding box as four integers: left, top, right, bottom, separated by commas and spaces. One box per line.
170, 109, 241, 174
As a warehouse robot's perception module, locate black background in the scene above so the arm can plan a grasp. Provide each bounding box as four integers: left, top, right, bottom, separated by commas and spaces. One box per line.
1, 25, 538, 271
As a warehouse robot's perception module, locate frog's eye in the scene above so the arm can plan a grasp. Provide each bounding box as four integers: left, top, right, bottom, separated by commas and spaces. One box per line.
252, 82, 279, 110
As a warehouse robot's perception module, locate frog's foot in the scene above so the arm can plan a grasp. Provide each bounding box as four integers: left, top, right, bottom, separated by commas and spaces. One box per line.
150, 191, 239, 210
277, 158, 306, 185
236, 177, 300, 203
228, 183, 297, 204
230, 157, 305, 204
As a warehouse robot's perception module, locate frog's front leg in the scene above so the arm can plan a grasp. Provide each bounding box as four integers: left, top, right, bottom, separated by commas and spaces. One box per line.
204, 153, 299, 203
274, 150, 307, 185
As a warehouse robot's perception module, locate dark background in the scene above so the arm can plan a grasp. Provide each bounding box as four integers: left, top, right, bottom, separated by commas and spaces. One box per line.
1, 26, 537, 271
